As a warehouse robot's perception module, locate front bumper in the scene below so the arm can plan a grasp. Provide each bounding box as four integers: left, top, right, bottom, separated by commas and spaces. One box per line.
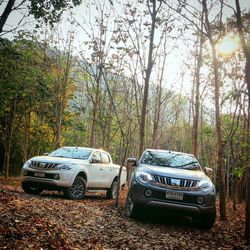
130, 181, 216, 215
22, 168, 73, 188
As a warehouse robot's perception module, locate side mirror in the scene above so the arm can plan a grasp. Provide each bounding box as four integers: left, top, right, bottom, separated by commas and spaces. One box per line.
90, 158, 101, 164
204, 167, 213, 176
43, 152, 49, 156
127, 158, 137, 166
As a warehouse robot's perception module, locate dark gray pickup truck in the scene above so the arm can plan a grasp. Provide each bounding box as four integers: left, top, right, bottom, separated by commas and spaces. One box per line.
125, 149, 216, 229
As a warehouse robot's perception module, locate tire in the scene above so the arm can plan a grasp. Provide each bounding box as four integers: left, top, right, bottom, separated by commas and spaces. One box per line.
64, 176, 86, 200
22, 182, 43, 195
106, 180, 118, 199
193, 212, 216, 229
125, 192, 142, 219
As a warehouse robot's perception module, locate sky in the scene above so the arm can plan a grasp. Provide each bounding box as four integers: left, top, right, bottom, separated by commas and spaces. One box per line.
1, 0, 250, 95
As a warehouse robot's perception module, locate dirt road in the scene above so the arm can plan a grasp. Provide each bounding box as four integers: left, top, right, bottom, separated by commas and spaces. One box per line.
0, 179, 248, 249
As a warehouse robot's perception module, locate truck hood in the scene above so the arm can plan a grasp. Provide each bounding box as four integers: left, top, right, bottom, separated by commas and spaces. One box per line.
29, 156, 89, 165
139, 164, 209, 181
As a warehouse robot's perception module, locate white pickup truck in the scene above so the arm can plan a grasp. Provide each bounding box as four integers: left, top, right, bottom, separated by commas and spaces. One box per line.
21, 146, 127, 200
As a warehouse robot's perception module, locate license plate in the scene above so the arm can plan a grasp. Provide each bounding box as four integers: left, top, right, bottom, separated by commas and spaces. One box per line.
166, 191, 183, 200
34, 172, 45, 178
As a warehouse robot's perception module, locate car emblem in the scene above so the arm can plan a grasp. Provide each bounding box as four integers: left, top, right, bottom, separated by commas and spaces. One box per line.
39, 163, 46, 168
171, 179, 180, 186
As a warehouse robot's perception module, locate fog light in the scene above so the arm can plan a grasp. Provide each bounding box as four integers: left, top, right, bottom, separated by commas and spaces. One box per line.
145, 190, 152, 197
53, 174, 60, 180
23, 170, 28, 176
197, 196, 204, 204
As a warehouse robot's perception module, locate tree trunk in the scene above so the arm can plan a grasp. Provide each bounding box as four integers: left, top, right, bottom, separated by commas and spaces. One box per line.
139, 0, 159, 157
202, 0, 227, 221
234, 0, 250, 240
212, 36, 227, 221
244, 30, 250, 245
2, 98, 16, 178
53, 36, 73, 149
89, 65, 102, 147
22, 109, 31, 162
54, 103, 63, 149
212, 43, 227, 221
152, 84, 162, 148
0, 0, 15, 34
192, 14, 203, 157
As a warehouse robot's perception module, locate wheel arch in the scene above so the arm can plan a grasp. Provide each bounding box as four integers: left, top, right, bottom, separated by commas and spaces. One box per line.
111, 176, 119, 186
77, 171, 87, 182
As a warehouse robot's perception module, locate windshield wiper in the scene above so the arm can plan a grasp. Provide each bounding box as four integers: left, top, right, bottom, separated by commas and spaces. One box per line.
178, 161, 198, 167
53, 155, 68, 158
146, 150, 164, 165
147, 151, 175, 167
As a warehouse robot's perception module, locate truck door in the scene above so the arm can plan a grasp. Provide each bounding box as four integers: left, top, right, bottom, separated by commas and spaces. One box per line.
88, 151, 105, 188
100, 152, 115, 187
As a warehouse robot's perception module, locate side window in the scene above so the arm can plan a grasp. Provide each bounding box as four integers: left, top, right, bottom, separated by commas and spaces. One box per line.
91, 152, 101, 163
101, 153, 110, 164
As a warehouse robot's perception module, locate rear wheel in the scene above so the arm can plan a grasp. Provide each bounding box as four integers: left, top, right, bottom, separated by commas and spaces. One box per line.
64, 176, 86, 200
106, 180, 118, 199
125, 192, 142, 219
22, 182, 43, 195
193, 212, 216, 229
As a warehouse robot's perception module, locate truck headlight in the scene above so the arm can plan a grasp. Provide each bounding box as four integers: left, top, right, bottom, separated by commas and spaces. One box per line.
197, 180, 214, 192
23, 160, 31, 169
135, 171, 153, 184
57, 164, 73, 171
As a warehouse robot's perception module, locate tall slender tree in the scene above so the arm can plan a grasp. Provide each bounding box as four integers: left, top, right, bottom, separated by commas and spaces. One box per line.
139, 0, 162, 157
202, 0, 227, 221
192, 11, 204, 157
234, 0, 250, 240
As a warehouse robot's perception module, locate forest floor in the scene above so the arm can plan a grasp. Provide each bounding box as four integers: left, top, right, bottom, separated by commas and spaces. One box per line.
0, 178, 249, 250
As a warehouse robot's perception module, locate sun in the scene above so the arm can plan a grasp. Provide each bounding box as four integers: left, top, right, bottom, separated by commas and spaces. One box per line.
216, 32, 240, 56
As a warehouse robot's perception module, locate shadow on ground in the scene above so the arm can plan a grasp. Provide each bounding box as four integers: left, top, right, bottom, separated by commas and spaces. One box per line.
130, 207, 194, 229
39, 190, 109, 200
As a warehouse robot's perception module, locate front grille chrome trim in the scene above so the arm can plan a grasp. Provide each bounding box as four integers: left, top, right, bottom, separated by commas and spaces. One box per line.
152, 175, 199, 191
29, 161, 59, 170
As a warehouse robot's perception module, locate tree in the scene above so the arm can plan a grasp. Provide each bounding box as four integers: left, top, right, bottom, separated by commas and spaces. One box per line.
192, 11, 204, 157
233, 0, 250, 240
202, 0, 227, 221
0, 0, 82, 35
139, 0, 162, 157
47, 29, 75, 149
164, 0, 227, 221
76, 0, 116, 148
0, 36, 48, 178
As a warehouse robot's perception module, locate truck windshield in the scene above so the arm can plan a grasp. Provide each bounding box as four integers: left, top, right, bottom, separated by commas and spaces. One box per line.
49, 147, 92, 160
140, 150, 201, 171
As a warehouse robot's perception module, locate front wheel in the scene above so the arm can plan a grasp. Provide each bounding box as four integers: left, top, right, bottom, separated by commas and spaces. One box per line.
125, 192, 142, 219
22, 182, 43, 195
64, 176, 86, 200
106, 180, 118, 199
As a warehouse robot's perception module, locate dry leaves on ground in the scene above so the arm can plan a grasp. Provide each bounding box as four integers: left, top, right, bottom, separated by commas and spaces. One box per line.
0, 178, 249, 249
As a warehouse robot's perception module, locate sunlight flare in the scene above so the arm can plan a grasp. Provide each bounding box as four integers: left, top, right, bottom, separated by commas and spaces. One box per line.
216, 32, 240, 55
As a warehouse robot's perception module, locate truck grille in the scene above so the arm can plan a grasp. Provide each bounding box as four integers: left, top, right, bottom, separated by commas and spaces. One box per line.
30, 161, 58, 170
153, 175, 197, 189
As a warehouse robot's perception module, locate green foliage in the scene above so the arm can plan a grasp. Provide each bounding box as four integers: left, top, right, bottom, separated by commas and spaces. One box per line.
0, 34, 77, 175
232, 166, 245, 178
29, 0, 82, 27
